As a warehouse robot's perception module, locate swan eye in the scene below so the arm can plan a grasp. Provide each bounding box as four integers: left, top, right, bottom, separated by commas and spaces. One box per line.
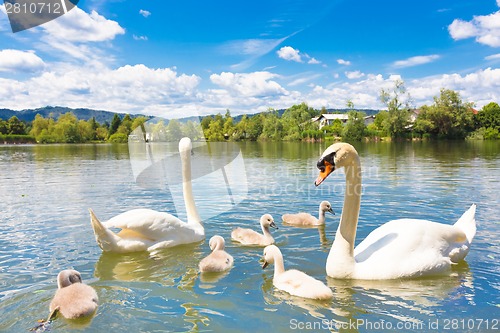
317, 159, 325, 171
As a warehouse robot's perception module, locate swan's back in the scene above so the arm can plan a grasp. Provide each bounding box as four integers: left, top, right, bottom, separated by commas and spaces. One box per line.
282, 213, 318, 226
199, 250, 234, 273
92, 208, 204, 252
104, 209, 193, 238
274, 269, 333, 300
50, 270, 98, 319
50, 283, 98, 319
199, 235, 234, 273
231, 227, 273, 246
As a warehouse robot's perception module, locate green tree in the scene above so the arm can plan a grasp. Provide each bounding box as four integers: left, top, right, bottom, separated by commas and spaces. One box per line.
7, 116, 26, 135
88, 117, 99, 140
322, 119, 343, 137
223, 110, 235, 139
415, 89, 474, 139
166, 119, 183, 141
246, 114, 263, 141
205, 118, 224, 141
54, 112, 80, 143
260, 110, 283, 140
476, 102, 500, 131
109, 114, 122, 136
234, 114, 248, 140
131, 116, 148, 134
182, 120, 204, 140
380, 80, 412, 138
116, 114, 133, 135
0, 119, 8, 134
77, 119, 93, 142
342, 111, 366, 141
282, 102, 318, 140
201, 116, 212, 131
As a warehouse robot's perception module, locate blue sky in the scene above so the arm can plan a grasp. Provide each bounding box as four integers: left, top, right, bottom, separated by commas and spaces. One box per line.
1, 0, 500, 118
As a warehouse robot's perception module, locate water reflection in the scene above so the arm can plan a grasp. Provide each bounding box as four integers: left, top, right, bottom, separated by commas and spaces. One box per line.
261, 273, 332, 319
281, 223, 330, 248
328, 262, 473, 323
94, 243, 203, 288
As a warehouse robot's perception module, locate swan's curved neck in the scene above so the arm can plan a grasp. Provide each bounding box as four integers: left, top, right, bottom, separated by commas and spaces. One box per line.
329, 155, 361, 265
213, 241, 224, 251
181, 151, 202, 226
273, 254, 286, 277
318, 207, 326, 224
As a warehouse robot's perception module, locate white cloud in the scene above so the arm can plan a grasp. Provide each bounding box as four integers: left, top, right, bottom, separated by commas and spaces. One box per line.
0, 64, 201, 117
133, 35, 148, 41
42, 7, 125, 43
27, 8, 125, 67
210, 71, 287, 98
0, 49, 45, 72
139, 9, 151, 18
409, 68, 500, 107
277, 46, 322, 65
337, 59, 351, 66
307, 57, 321, 64
449, 11, 500, 47
393, 54, 440, 68
277, 46, 302, 62
345, 70, 365, 79
485, 53, 500, 60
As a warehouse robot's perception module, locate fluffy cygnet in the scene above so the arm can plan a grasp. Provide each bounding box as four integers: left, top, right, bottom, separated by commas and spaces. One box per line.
262, 245, 333, 300
199, 235, 234, 273
231, 214, 278, 246
49, 269, 98, 320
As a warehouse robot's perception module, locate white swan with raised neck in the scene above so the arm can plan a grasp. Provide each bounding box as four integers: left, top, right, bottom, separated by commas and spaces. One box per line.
315, 142, 476, 280
89, 137, 204, 253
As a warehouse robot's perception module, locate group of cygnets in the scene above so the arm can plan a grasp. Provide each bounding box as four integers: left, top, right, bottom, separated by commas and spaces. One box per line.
200, 199, 335, 300
46, 200, 334, 325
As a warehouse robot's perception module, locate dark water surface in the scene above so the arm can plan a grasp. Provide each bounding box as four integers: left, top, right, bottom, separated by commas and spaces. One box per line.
0, 141, 498, 332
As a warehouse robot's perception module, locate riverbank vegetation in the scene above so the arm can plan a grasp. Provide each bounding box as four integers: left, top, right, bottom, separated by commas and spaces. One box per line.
1, 85, 499, 144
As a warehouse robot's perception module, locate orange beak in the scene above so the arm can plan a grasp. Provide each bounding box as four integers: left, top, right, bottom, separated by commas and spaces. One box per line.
315, 161, 334, 186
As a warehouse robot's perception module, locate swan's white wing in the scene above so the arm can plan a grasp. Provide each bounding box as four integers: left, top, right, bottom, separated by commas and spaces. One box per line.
103, 208, 188, 241
353, 219, 468, 278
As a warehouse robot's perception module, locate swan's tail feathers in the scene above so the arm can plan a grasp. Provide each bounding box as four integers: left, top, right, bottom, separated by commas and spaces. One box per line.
454, 204, 477, 244
89, 208, 119, 252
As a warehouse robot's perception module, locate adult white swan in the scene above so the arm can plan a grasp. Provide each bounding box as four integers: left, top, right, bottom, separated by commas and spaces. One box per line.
89, 137, 204, 253
315, 142, 477, 280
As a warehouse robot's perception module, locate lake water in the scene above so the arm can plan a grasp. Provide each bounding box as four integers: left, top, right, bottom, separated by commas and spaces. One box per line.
0, 141, 499, 332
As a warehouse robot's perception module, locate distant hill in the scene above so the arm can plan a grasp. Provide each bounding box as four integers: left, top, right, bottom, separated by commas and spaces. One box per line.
0, 106, 150, 124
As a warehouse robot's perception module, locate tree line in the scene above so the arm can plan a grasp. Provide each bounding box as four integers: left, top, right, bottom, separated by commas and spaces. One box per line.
1, 84, 499, 144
